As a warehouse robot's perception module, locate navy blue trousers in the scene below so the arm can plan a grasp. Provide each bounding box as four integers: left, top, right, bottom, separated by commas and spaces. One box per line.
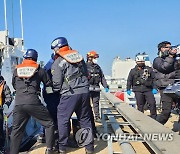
43, 91, 59, 128
157, 89, 174, 125
134, 91, 157, 119
57, 93, 94, 151
90, 91, 100, 118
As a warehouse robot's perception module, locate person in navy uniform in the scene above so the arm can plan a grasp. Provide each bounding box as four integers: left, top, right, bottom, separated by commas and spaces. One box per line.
153, 41, 177, 124
37, 53, 59, 143
86, 51, 109, 122
10, 49, 55, 154
127, 53, 157, 119
51, 37, 94, 154
0, 76, 13, 153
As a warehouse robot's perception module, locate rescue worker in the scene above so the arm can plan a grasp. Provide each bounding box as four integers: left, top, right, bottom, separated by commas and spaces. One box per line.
86, 51, 109, 122
153, 41, 177, 124
126, 53, 157, 119
39, 53, 76, 149
51, 37, 94, 154
37, 53, 59, 143
10, 49, 55, 154
0, 76, 12, 153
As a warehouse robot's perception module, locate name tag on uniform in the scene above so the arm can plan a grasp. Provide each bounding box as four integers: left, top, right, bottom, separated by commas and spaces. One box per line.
17, 67, 37, 78
64, 52, 83, 63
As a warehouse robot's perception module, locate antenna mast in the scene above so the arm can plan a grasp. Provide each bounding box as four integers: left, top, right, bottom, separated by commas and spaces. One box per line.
3, 0, 9, 46
20, 0, 24, 51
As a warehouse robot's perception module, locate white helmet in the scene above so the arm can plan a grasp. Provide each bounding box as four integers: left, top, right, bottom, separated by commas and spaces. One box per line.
135, 54, 145, 62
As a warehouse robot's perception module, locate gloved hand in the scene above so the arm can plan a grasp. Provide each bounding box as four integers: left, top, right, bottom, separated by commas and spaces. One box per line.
127, 90, 131, 96
152, 89, 158, 94
105, 88, 109, 93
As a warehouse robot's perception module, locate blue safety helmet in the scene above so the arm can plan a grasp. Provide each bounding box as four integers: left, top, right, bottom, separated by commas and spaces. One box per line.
51, 37, 68, 50
23, 49, 38, 61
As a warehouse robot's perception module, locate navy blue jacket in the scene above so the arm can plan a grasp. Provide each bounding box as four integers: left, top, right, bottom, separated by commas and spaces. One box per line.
51, 57, 89, 95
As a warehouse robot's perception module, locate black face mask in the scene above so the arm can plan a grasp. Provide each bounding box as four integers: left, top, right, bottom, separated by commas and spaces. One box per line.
137, 63, 145, 67
159, 50, 169, 57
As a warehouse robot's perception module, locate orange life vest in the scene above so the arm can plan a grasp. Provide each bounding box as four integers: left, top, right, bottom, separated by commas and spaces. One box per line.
16, 59, 39, 78
57, 46, 83, 63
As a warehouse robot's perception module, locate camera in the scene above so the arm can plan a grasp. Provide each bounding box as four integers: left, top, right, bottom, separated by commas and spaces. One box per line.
170, 44, 180, 57
163, 81, 180, 99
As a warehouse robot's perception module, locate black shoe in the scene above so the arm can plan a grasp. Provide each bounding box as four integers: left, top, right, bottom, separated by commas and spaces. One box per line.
85, 149, 94, 154
45, 148, 54, 154
58, 149, 66, 154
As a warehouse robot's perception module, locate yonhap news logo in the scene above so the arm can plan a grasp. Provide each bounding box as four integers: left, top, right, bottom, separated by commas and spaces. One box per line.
75, 127, 93, 147
94, 132, 174, 142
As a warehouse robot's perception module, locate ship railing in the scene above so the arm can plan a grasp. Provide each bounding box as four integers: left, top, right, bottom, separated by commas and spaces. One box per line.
100, 91, 180, 154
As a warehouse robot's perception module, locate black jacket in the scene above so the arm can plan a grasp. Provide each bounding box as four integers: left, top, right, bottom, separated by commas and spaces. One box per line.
12, 66, 52, 105
127, 65, 155, 92
86, 62, 108, 92
153, 56, 175, 88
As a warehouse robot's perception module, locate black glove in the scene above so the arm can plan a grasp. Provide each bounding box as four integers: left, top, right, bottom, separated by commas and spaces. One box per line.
175, 70, 180, 79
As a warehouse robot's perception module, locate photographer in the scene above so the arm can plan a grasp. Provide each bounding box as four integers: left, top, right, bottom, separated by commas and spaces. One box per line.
153, 41, 177, 125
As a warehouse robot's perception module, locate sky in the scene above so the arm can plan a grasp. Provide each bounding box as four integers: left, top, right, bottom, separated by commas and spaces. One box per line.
0, 0, 180, 75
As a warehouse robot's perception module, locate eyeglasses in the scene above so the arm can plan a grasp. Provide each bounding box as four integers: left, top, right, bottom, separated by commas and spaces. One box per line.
164, 46, 171, 48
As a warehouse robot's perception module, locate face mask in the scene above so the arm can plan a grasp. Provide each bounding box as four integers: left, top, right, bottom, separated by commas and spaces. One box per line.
159, 50, 169, 57
137, 63, 145, 67
92, 59, 98, 64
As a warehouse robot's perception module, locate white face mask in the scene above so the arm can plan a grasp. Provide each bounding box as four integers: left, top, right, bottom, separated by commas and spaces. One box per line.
92, 58, 98, 64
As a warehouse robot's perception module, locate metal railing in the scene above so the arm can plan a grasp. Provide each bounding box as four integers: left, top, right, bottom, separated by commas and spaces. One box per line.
100, 91, 180, 154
